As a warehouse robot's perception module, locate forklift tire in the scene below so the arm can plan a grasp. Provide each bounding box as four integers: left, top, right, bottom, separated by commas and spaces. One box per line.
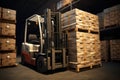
36, 56, 47, 73
21, 55, 25, 65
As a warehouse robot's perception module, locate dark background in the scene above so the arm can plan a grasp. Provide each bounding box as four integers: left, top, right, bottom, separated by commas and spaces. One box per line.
0, 0, 120, 55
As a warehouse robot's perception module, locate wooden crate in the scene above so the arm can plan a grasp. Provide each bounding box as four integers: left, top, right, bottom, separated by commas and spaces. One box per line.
0, 53, 16, 67
110, 40, 120, 61
0, 38, 16, 51
1, 8, 16, 21
0, 22, 16, 37
61, 8, 99, 32
104, 4, 120, 27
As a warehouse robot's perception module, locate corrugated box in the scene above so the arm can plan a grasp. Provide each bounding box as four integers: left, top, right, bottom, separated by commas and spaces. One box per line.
0, 38, 16, 51
0, 22, 16, 37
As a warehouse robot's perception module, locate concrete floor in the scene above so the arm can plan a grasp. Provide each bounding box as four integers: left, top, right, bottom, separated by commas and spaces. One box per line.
0, 57, 120, 80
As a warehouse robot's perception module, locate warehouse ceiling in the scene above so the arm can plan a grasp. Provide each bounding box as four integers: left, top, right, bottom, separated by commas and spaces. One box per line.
0, 0, 120, 55
0, 0, 120, 19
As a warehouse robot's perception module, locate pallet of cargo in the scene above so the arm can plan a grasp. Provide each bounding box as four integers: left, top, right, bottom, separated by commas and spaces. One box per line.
61, 8, 101, 72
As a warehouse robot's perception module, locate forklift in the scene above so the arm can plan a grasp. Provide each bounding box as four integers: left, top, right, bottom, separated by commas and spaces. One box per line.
21, 9, 68, 72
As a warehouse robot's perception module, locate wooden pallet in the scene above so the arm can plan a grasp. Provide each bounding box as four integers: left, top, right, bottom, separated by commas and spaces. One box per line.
69, 61, 102, 72
62, 25, 99, 34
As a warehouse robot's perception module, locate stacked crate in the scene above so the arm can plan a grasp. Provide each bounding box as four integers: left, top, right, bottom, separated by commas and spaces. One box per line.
0, 7, 16, 67
104, 4, 120, 27
110, 40, 120, 61
100, 41, 109, 62
61, 8, 101, 72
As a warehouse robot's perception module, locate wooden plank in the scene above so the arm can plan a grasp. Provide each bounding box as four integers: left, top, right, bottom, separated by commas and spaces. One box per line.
0, 38, 16, 51
0, 22, 16, 37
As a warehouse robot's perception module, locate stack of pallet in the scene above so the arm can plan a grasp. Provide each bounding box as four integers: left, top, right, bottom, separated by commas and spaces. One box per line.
0, 7, 16, 67
100, 41, 109, 62
104, 4, 120, 27
57, 0, 73, 10
110, 40, 120, 61
61, 8, 101, 72
97, 12, 104, 30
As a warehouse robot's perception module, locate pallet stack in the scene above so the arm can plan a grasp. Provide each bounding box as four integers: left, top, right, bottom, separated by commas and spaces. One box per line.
100, 41, 109, 62
57, 0, 73, 10
97, 12, 104, 30
0, 7, 16, 67
110, 40, 120, 61
104, 4, 120, 27
61, 8, 101, 72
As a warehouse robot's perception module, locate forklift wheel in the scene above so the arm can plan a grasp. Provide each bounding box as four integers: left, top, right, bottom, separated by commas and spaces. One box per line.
21, 55, 25, 65
36, 56, 47, 73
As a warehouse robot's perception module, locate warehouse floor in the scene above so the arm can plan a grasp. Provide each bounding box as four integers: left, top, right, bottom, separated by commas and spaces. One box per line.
0, 56, 120, 80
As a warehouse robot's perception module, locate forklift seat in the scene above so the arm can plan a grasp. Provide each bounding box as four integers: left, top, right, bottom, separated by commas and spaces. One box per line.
28, 34, 40, 44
